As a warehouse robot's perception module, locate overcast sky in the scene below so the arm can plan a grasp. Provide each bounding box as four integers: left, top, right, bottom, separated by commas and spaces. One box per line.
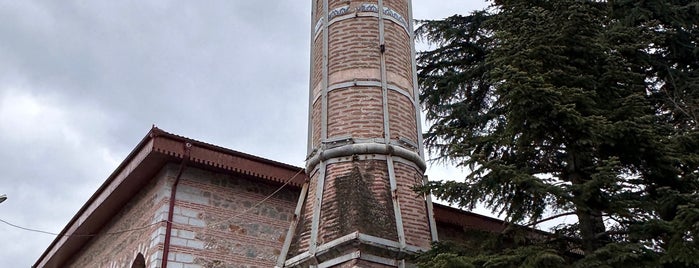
0, 1, 488, 267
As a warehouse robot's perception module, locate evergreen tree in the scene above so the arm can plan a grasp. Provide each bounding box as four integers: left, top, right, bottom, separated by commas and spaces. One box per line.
416, 0, 698, 266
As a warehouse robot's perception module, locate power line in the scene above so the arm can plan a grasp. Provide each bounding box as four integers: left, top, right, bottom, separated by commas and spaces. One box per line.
205, 167, 305, 228
0, 218, 64, 236
0, 218, 167, 237
0, 167, 305, 238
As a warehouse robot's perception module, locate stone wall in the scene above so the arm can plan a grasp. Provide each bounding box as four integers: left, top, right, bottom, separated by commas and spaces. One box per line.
66, 163, 300, 268
66, 166, 172, 268
160, 165, 300, 268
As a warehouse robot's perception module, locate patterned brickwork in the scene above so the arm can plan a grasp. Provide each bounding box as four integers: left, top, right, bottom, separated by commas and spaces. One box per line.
289, 0, 434, 266
68, 163, 300, 268
312, 36, 322, 94
324, 161, 396, 241
290, 160, 404, 258
394, 162, 431, 248
384, 22, 413, 94
289, 170, 317, 255
388, 90, 418, 145
384, 0, 408, 19
327, 18, 382, 78
327, 87, 385, 139
65, 166, 172, 268
311, 100, 323, 149
170, 166, 300, 268
310, 0, 420, 144
313, 0, 322, 20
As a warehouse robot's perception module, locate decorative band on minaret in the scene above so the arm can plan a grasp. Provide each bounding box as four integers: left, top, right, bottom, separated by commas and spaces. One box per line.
278, 1, 437, 267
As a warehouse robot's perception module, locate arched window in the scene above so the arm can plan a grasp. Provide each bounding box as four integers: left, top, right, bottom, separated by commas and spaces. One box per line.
131, 253, 146, 268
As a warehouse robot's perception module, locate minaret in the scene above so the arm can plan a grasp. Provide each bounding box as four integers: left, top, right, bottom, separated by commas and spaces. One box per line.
278, 0, 437, 267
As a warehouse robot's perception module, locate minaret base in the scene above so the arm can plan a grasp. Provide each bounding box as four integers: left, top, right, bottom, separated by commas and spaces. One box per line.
281, 232, 424, 268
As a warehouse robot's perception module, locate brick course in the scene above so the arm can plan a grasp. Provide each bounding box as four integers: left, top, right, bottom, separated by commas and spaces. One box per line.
171, 166, 299, 268
64, 1, 432, 267
327, 18, 381, 77
384, 22, 413, 95
393, 162, 431, 248
66, 163, 299, 268
295, 1, 433, 266
65, 166, 172, 268
327, 87, 385, 139
388, 90, 418, 145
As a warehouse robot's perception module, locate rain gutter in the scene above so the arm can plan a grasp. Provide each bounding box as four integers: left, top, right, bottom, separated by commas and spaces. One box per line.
161, 142, 191, 268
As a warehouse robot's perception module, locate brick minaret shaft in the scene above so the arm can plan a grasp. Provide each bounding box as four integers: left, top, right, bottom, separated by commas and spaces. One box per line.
278, 0, 438, 267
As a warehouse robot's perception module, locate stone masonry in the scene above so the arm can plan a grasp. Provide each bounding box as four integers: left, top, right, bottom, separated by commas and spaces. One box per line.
66, 163, 299, 268
65, 168, 168, 268
33, 0, 527, 265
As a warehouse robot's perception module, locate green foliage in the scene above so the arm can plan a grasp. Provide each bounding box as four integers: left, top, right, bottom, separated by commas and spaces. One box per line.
416, 0, 698, 266
414, 239, 568, 268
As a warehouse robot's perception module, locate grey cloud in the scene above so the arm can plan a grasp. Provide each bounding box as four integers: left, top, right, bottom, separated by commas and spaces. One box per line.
0, 1, 487, 267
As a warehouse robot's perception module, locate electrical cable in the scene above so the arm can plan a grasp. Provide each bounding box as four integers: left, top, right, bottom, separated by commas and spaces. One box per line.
0, 218, 168, 237
205, 167, 304, 229
0, 167, 305, 237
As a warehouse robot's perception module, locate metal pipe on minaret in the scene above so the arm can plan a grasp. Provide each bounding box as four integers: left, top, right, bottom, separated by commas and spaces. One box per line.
278, 1, 437, 266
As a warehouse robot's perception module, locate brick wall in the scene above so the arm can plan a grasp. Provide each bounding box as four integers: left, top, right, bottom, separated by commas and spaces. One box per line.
327, 17, 382, 77
437, 223, 480, 245
66, 166, 171, 268
290, 160, 398, 256
388, 90, 418, 143
326, 87, 385, 139
310, 0, 419, 147
394, 162, 431, 248
67, 163, 300, 268
161, 165, 299, 268
296, 0, 433, 265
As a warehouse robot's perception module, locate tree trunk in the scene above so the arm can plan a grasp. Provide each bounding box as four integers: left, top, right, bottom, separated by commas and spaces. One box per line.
567, 153, 609, 254
575, 205, 608, 254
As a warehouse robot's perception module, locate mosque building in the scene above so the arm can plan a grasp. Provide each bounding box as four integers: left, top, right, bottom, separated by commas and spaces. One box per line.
35, 1, 511, 267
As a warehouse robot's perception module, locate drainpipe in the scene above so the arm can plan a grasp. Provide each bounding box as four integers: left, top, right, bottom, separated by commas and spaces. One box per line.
161, 142, 192, 268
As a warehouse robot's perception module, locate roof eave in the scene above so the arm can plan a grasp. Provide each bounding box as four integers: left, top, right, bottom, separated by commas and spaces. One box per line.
34, 127, 307, 268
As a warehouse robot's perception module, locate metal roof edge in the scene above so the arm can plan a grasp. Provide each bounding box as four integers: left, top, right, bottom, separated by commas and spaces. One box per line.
151, 127, 305, 173
34, 127, 159, 268
34, 127, 309, 267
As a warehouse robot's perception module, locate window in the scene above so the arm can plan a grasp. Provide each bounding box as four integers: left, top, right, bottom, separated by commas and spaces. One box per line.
131, 253, 145, 268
